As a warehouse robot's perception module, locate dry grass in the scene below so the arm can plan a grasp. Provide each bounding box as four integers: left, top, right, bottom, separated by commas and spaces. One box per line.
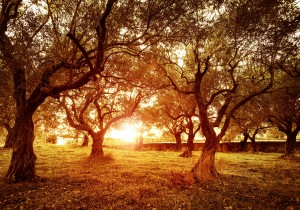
0, 144, 299, 210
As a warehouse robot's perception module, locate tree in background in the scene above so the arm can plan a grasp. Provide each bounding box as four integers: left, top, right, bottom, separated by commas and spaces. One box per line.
167, 118, 185, 151
229, 100, 270, 152
157, 90, 200, 154
140, 100, 186, 150
132, 116, 152, 150
59, 79, 142, 157
265, 75, 300, 156
33, 97, 64, 144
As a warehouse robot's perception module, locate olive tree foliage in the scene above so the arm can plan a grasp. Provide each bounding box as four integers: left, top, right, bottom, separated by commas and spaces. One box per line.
146, 0, 299, 181
0, 0, 187, 182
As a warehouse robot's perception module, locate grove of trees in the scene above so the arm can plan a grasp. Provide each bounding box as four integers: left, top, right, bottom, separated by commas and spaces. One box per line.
0, 0, 299, 183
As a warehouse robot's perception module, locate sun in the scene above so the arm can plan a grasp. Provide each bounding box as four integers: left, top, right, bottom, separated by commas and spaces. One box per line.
56, 137, 67, 145
109, 124, 137, 142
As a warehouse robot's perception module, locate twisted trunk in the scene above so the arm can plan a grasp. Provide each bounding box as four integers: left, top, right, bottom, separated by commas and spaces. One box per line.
279, 122, 299, 157
192, 102, 219, 181
0, 0, 116, 183
5, 110, 37, 182
191, 57, 219, 181
90, 132, 105, 157
180, 134, 194, 158
240, 133, 249, 152
249, 137, 257, 152
174, 132, 182, 150
186, 134, 195, 151
285, 132, 297, 156
192, 134, 218, 181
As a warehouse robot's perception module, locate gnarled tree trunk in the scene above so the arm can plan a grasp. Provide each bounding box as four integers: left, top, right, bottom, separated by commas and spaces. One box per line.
279, 123, 299, 157
240, 133, 257, 152
186, 134, 195, 151
180, 134, 194, 158
240, 133, 249, 152
90, 132, 104, 157
192, 93, 219, 181
5, 110, 37, 182
192, 136, 218, 181
249, 137, 257, 152
285, 132, 297, 156
174, 132, 182, 150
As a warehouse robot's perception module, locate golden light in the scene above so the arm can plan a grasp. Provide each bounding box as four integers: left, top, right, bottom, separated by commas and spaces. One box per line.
56, 137, 67, 145
175, 49, 186, 67
109, 124, 137, 142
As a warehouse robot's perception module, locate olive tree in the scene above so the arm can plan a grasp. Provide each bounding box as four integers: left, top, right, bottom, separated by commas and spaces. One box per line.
229, 100, 270, 152
265, 75, 300, 156
59, 79, 142, 157
159, 90, 200, 154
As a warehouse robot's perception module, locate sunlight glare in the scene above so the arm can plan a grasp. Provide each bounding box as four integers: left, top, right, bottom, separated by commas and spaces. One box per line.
56, 137, 67, 146
109, 124, 137, 142
175, 49, 186, 67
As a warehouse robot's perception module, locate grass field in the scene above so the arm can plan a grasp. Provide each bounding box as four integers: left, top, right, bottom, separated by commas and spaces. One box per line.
0, 144, 299, 210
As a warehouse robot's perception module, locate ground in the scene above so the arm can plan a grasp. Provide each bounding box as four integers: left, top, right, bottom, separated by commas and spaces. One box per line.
0, 144, 299, 210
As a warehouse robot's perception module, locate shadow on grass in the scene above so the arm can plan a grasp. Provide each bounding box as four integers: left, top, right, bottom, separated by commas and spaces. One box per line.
85, 153, 115, 163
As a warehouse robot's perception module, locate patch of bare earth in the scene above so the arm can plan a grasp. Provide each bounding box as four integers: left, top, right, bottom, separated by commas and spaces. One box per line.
0, 144, 299, 209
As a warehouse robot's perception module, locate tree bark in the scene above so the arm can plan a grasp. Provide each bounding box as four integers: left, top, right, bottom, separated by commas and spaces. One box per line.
90, 132, 104, 157
192, 77, 220, 181
4, 126, 15, 148
81, 135, 89, 147
279, 123, 299, 157
240, 133, 257, 152
180, 134, 194, 158
240, 133, 249, 152
249, 137, 257, 152
186, 134, 195, 151
192, 105, 219, 181
192, 136, 218, 181
285, 132, 297, 156
5, 111, 37, 182
174, 133, 182, 150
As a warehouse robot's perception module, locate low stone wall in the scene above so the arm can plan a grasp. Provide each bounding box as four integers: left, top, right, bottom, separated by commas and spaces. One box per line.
111, 141, 300, 153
